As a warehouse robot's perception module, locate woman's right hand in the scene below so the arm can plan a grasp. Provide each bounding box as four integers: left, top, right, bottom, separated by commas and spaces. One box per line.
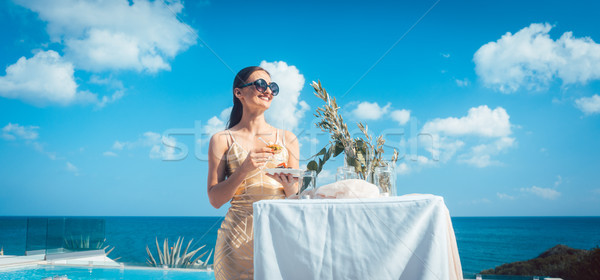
239, 147, 274, 174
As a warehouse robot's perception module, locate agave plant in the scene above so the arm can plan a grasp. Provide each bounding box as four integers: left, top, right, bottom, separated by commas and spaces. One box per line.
63, 235, 106, 250
63, 235, 119, 260
146, 237, 212, 269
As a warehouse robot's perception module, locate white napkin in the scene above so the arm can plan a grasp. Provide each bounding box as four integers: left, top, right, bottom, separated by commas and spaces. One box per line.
314, 179, 380, 199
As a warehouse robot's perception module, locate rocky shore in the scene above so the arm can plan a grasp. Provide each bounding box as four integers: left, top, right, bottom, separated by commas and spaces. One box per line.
480, 245, 599, 280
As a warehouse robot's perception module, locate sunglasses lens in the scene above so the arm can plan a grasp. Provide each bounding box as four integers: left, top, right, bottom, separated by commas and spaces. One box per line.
254, 79, 267, 93
270, 82, 279, 96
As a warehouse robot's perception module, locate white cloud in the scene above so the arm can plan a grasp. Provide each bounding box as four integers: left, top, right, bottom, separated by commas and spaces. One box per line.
394, 151, 442, 176
460, 153, 493, 168
497, 192, 515, 200
89, 75, 124, 89
300, 136, 319, 145
195, 107, 231, 149
204, 116, 226, 136
455, 78, 470, 87
520, 186, 561, 200
441, 53, 450, 58
347, 102, 411, 126
2, 123, 60, 160
112, 141, 126, 150
32, 142, 58, 160
66, 162, 79, 175
554, 175, 562, 187
203, 107, 231, 136
299, 135, 319, 150
260, 61, 309, 132
149, 134, 179, 160
103, 151, 118, 157
471, 198, 491, 204
350, 102, 391, 120
474, 23, 600, 93
0, 50, 124, 107
96, 90, 125, 108
421, 106, 515, 167
392, 162, 412, 176
142, 132, 176, 160
2, 123, 39, 140
2, 0, 195, 107
15, 0, 196, 73
458, 137, 515, 168
0, 51, 77, 106
396, 162, 410, 175
575, 94, 600, 115
346, 101, 412, 129
109, 131, 183, 160
422, 105, 511, 138
416, 155, 434, 166
421, 134, 465, 164
390, 109, 410, 125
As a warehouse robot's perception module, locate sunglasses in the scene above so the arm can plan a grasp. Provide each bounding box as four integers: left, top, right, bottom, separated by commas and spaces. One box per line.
239, 79, 279, 96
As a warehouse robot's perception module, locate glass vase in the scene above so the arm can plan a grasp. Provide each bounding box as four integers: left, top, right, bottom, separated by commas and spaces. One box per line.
374, 165, 396, 196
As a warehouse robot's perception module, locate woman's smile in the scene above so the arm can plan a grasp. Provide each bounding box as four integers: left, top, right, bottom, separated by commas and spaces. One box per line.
258, 93, 272, 102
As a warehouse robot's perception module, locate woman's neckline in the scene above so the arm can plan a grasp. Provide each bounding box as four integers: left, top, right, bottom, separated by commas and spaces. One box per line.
227, 127, 281, 152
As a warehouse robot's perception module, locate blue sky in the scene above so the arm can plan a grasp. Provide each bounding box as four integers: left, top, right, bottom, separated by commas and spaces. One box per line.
1, 0, 599, 217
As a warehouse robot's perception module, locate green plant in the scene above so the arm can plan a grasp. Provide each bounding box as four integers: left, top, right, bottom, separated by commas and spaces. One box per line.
63, 235, 118, 260
146, 237, 212, 269
63, 235, 106, 250
307, 80, 398, 180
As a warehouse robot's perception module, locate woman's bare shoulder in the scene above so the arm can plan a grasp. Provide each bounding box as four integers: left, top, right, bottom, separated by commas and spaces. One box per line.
209, 130, 231, 151
282, 130, 298, 146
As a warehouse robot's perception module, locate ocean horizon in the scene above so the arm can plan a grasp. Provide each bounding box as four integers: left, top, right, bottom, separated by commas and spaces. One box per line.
2, 216, 599, 278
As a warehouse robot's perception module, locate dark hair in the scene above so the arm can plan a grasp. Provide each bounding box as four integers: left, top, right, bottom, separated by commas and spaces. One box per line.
227, 66, 270, 129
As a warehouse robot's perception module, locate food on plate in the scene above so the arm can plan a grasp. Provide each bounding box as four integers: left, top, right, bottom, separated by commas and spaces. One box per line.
267, 143, 283, 154
264, 167, 302, 178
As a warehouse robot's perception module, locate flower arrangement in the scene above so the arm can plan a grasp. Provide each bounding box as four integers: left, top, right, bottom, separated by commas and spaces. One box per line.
306, 81, 398, 185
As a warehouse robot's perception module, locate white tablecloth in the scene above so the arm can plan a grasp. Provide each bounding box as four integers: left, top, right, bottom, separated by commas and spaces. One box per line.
253, 194, 462, 280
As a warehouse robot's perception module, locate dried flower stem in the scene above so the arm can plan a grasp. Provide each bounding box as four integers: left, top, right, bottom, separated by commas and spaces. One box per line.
307, 80, 398, 180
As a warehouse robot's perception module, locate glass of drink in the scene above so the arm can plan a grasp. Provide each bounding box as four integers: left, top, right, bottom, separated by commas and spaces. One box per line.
299, 170, 316, 198
336, 166, 357, 181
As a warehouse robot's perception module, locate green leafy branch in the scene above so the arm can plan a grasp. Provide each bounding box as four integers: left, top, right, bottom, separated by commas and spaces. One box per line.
306, 81, 398, 180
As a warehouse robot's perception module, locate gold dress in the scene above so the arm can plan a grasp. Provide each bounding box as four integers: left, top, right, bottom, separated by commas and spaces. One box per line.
214, 130, 288, 280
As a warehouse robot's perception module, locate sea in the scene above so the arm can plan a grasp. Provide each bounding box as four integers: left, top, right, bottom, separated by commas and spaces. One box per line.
1, 216, 599, 278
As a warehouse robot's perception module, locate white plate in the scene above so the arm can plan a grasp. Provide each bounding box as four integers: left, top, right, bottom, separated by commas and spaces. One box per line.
264, 168, 303, 177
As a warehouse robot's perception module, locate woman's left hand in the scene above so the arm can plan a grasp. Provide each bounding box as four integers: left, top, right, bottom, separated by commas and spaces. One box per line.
267, 172, 299, 195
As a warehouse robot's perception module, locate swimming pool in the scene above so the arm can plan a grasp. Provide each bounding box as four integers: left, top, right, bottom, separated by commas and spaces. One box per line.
0, 265, 215, 280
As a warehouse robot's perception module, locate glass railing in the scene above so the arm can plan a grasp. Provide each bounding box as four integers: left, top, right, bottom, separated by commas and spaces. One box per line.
22, 217, 107, 256
1, 217, 217, 271
25, 217, 47, 255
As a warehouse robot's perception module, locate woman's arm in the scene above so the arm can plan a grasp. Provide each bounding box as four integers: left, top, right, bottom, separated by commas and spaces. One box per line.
207, 132, 274, 208
206, 132, 237, 209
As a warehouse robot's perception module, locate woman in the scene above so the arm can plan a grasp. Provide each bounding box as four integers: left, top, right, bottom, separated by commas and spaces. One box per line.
207, 66, 300, 279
